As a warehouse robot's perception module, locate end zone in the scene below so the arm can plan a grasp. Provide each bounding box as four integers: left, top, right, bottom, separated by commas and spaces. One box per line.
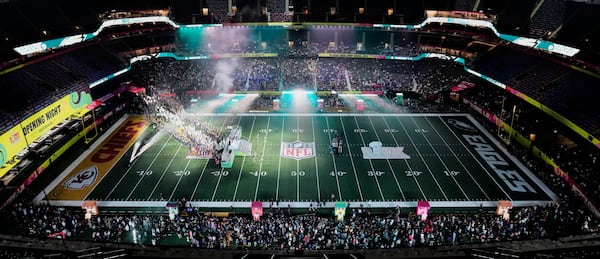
35, 116, 148, 204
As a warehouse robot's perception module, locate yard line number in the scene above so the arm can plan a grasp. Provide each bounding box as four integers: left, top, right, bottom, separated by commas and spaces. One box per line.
368, 170, 385, 177
174, 170, 191, 177
291, 170, 305, 176
443, 170, 461, 176
405, 170, 423, 177
211, 171, 229, 177
137, 170, 152, 176
330, 171, 347, 177
250, 171, 267, 176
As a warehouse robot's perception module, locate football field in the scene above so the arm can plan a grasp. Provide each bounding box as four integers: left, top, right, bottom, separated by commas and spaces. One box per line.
44, 113, 556, 208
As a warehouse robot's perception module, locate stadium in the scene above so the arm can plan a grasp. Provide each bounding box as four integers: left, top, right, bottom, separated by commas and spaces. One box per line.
0, 0, 599, 258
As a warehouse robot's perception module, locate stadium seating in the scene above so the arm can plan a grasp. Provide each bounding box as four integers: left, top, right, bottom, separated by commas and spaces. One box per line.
529, 0, 566, 38
1, 2, 599, 257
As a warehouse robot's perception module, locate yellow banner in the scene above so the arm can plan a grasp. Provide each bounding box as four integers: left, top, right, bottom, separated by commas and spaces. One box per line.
318, 53, 386, 59
20, 91, 92, 143
211, 53, 278, 58
49, 116, 147, 200
0, 126, 28, 176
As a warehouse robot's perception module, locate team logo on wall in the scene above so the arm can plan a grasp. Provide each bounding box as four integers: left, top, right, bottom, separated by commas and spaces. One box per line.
448, 119, 478, 133
63, 165, 98, 190
281, 141, 315, 160
0, 144, 7, 166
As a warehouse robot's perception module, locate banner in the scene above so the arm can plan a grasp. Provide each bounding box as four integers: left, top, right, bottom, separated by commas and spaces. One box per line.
0, 126, 27, 174
335, 202, 347, 221
82, 200, 98, 220
210, 53, 278, 59
251, 201, 263, 221
318, 53, 386, 59
416, 200, 431, 221
167, 201, 179, 220
496, 200, 512, 220
450, 81, 475, 92
20, 91, 92, 143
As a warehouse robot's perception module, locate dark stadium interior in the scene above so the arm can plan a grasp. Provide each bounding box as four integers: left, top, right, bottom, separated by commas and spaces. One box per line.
0, 0, 600, 258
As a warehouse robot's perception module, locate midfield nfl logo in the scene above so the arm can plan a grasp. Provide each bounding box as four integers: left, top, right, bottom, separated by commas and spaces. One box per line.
281, 141, 315, 160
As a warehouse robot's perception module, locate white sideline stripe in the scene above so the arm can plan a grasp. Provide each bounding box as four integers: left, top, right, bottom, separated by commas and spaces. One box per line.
45, 200, 555, 208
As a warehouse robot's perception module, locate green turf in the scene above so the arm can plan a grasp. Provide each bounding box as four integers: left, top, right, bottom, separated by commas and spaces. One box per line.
87, 114, 553, 204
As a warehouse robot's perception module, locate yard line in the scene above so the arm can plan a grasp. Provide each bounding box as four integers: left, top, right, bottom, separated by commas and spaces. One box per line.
190, 158, 210, 202
296, 116, 300, 201
190, 115, 228, 200
211, 116, 243, 201
105, 159, 136, 199
275, 117, 285, 200
439, 117, 512, 200
125, 133, 173, 201
233, 116, 257, 201
410, 117, 470, 200
395, 116, 449, 200
311, 116, 321, 202
147, 143, 184, 200
254, 116, 271, 201
105, 129, 156, 199
383, 116, 427, 200
168, 157, 194, 201
352, 116, 385, 201
211, 168, 225, 201
425, 117, 490, 200
339, 117, 365, 201
368, 116, 407, 201
324, 116, 342, 201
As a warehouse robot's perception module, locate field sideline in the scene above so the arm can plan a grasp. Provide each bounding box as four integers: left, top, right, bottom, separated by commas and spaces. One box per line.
37, 113, 557, 208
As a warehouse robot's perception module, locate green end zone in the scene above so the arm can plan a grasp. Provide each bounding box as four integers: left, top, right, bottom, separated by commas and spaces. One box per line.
37, 113, 557, 209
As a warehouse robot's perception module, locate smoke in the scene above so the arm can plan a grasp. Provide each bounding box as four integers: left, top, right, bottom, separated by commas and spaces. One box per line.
213, 58, 239, 92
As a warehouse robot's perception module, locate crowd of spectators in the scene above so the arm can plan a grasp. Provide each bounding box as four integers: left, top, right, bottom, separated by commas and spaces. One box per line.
129, 56, 466, 104
7, 190, 599, 250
